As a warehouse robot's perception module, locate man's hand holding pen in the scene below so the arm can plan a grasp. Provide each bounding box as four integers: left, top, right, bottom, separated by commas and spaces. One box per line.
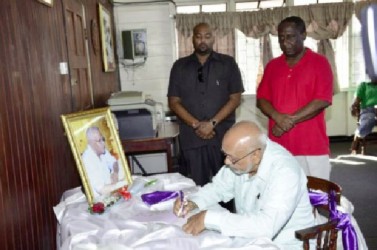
173, 196, 197, 218
173, 196, 206, 235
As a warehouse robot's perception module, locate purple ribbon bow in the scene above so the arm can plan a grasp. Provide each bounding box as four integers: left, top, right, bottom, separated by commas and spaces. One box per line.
309, 190, 358, 250
141, 191, 179, 206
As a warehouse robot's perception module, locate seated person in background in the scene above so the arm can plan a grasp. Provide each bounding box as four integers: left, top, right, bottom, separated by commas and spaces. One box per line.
82, 126, 124, 199
350, 78, 377, 154
173, 120, 315, 249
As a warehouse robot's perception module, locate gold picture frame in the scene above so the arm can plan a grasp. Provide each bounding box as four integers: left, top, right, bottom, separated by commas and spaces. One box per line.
61, 107, 132, 206
98, 3, 116, 72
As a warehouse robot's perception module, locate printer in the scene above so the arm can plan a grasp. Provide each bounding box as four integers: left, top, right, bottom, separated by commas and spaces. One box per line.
107, 91, 164, 140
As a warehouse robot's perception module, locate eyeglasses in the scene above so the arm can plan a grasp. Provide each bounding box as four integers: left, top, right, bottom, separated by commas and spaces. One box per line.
94, 137, 106, 143
197, 66, 203, 82
222, 148, 261, 165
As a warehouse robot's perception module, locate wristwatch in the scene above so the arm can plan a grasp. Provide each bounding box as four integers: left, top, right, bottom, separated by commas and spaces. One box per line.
210, 119, 218, 127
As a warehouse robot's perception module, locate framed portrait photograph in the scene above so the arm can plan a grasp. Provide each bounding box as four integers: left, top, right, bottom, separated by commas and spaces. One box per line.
61, 107, 132, 206
98, 4, 116, 72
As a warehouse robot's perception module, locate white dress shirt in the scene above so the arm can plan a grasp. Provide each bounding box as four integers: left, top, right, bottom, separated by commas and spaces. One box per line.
81, 146, 125, 200
189, 139, 315, 250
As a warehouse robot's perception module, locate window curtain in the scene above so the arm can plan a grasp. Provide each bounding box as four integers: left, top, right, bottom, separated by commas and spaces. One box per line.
175, 2, 355, 94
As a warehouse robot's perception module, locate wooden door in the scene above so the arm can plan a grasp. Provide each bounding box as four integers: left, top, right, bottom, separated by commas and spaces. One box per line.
63, 0, 93, 111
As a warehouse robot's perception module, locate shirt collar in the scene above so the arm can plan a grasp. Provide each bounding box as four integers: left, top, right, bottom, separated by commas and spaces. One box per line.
189, 51, 220, 63
281, 47, 313, 67
253, 139, 273, 182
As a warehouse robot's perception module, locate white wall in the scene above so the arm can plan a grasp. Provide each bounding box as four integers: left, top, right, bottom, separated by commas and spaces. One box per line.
114, 2, 358, 136
114, 2, 176, 109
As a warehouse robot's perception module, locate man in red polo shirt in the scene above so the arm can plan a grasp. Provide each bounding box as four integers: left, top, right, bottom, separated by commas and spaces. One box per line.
256, 16, 333, 180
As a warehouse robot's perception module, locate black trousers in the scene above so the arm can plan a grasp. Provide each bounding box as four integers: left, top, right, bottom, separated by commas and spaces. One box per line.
181, 145, 223, 186
180, 145, 235, 212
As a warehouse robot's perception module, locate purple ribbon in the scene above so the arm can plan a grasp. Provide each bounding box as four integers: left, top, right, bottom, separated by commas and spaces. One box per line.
141, 191, 179, 206
309, 190, 358, 250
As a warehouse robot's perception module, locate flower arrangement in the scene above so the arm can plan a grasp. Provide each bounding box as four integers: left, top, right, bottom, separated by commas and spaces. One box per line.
88, 185, 132, 214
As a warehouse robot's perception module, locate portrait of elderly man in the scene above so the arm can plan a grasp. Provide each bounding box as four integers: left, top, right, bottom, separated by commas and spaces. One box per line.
81, 126, 125, 199
173, 121, 315, 249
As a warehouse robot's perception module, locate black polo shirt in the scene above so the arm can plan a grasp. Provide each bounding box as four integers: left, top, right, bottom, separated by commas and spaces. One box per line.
167, 51, 244, 150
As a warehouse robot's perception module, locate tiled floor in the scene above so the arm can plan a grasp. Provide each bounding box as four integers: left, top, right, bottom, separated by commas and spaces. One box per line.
330, 139, 377, 249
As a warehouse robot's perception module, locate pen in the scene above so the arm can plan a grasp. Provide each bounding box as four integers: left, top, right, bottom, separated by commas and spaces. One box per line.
144, 179, 157, 187
178, 190, 184, 217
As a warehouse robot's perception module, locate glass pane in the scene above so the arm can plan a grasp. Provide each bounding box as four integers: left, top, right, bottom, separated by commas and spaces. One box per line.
350, 15, 367, 86
331, 28, 350, 89
319, 0, 343, 3
293, 0, 317, 5
269, 35, 282, 58
259, 0, 285, 8
236, 2, 259, 11
202, 4, 226, 12
235, 29, 261, 94
176, 6, 200, 14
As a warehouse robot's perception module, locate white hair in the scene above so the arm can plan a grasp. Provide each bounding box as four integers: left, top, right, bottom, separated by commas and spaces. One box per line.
86, 126, 101, 141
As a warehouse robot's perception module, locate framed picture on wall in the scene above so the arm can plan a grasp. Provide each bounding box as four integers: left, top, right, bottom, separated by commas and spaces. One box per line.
98, 4, 116, 72
37, 0, 53, 7
132, 29, 147, 57
61, 107, 132, 206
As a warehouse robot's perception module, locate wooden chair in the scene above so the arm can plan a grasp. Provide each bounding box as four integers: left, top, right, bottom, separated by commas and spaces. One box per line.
295, 176, 342, 250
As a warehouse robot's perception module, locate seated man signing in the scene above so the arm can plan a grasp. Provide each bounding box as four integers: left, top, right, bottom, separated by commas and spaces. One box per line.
173, 121, 315, 249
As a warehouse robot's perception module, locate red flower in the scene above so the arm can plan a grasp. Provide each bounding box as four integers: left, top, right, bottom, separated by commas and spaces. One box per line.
90, 202, 105, 214
118, 186, 132, 201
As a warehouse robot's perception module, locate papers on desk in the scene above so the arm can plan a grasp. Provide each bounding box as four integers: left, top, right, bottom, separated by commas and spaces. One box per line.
55, 173, 280, 250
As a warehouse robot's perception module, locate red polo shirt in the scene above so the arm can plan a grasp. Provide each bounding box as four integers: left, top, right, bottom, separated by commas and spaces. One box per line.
257, 49, 333, 155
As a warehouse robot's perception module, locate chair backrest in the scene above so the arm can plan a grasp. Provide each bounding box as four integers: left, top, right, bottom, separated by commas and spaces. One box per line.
295, 176, 342, 250
307, 176, 342, 217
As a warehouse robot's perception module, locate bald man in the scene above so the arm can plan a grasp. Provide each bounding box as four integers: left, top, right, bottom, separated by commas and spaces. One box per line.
173, 121, 314, 249
82, 126, 124, 199
168, 22, 244, 186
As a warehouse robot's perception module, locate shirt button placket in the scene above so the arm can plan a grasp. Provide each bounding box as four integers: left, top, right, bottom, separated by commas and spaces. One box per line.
288, 68, 293, 78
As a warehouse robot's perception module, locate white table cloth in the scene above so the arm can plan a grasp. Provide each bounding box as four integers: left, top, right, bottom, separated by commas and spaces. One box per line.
54, 173, 280, 250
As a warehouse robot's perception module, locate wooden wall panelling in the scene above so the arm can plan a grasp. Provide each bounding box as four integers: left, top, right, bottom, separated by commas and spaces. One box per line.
0, 0, 119, 249
88, 1, 119, 106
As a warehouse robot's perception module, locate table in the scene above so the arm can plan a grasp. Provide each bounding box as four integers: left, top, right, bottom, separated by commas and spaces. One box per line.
54, 173, 368, 250
54, 173, 280, 250
121, 122, 179, 174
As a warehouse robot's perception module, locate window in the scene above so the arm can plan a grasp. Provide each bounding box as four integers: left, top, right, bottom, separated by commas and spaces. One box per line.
235, 30, 261, 94
235, 0, 285, 10
235, 2, 259, 11
294, 0, 344, 5
350, 15, 367, 86
176, 5, 200, 14
235, 0, 284, 94
176, 3, 226, 14
202, 4, 226, 12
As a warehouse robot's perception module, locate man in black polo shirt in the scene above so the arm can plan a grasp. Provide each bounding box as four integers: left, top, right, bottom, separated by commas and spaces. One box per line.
167, 22, 244, 186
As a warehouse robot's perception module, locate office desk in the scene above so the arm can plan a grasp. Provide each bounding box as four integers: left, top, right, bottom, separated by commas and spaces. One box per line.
121, 122, 179, 173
